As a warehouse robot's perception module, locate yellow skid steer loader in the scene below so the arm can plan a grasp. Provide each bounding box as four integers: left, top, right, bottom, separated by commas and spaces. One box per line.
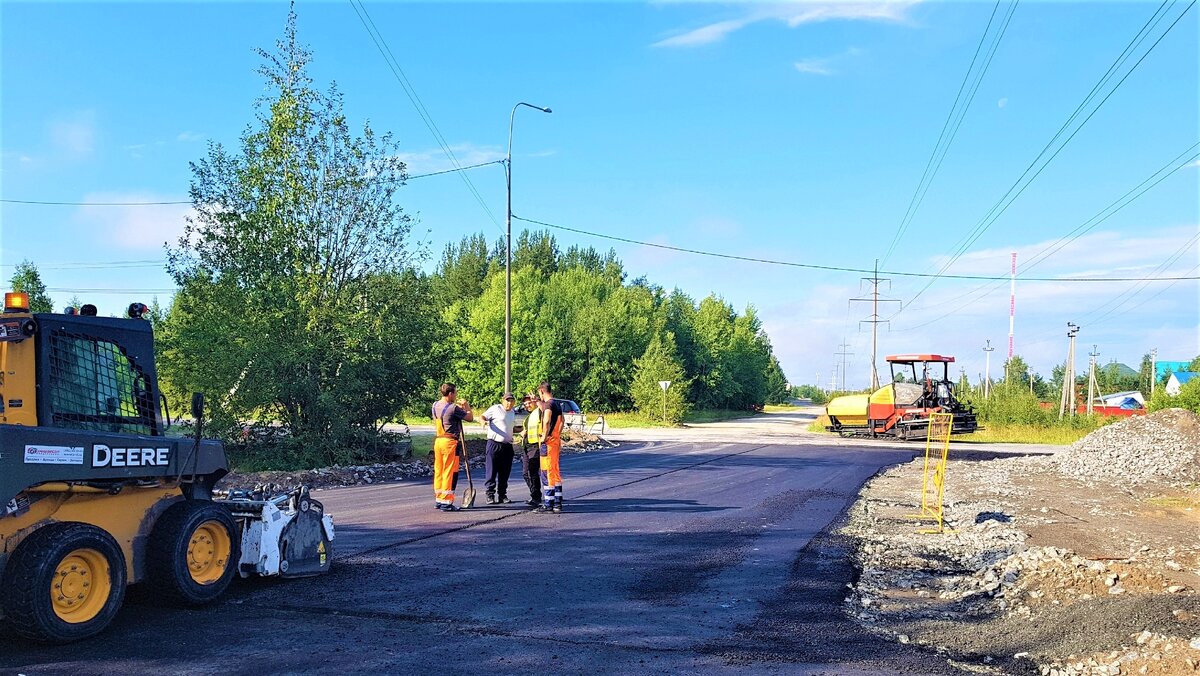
0, 292, 333, 643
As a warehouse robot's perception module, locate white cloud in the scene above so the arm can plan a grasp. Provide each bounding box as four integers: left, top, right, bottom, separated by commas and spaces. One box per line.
177, 131, 203, 142
393, 143, 506, 175
998, 97, 1008, 108
49, 111, 97, 159
794, 58, 833, 75
73, 192, 194, 251
794, 47, 863, 75
1188, 159, 1200, 168
653, 2, 918, 48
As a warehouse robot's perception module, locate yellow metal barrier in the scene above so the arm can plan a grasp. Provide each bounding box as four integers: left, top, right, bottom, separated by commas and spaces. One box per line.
906, 413, 954, 534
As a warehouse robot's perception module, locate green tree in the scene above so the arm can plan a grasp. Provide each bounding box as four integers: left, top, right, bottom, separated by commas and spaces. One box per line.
631, 332, 690, 423
764, 355, 790, 405
433, 233, 496, 304
8, 260, 54, 313
512, 229, 559, 276
1002, 355, 1031, 387
161, 10, 438, 467
1149, 376, 1200, 414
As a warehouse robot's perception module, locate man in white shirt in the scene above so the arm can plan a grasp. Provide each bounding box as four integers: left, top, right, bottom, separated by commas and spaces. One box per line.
481, 393, 518, 504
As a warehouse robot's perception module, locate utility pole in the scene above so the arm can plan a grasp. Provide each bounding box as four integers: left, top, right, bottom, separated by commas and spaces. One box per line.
1086, 345, 1100, 415
982, 340, 996, 399
1058, 322, 1080, 420
1150, 347, 1158, 397
504, 102, 553, 396
850, 260, 901, 390
835, 340, 854, 393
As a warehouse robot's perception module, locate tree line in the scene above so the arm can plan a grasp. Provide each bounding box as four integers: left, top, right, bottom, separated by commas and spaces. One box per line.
433, 230, 790, 420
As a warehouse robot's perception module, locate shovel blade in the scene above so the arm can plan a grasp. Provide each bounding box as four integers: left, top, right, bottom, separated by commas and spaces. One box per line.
462, 486, 477, 509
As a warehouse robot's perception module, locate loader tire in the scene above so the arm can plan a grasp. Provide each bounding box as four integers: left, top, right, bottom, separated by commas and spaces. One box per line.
146, 500, 238, 606
0, 522, 126, 643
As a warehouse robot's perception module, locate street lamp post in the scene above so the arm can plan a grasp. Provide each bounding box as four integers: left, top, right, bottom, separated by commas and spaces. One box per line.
505, 102, 552, 396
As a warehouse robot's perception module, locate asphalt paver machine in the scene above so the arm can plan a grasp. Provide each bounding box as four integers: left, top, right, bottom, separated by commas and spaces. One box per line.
825, 354, 978, 439
0, 292, 333, 642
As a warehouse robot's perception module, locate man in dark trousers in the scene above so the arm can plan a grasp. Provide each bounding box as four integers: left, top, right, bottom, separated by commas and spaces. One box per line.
480, 393, 518, 504
519, 395, 542, 507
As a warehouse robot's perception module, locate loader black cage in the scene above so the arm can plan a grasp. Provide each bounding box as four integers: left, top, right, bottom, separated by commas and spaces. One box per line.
34, 314, 165, 436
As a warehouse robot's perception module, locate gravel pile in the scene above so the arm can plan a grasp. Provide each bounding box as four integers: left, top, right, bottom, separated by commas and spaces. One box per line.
1042, 631, 1200, 676
1055, 408, 1200, 485
946, 547, 1189, 618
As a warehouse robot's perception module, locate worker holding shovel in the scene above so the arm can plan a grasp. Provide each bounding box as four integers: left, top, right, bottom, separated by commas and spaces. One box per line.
432, 382, 474, 512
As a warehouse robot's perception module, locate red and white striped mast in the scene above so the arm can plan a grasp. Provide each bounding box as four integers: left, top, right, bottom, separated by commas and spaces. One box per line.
1008, 252, 1017, 358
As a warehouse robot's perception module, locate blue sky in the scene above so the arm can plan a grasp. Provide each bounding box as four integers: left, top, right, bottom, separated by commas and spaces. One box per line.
2, 1, 1197, 388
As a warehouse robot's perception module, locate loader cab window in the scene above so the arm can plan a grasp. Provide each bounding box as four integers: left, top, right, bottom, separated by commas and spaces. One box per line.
46, 331, 156, 435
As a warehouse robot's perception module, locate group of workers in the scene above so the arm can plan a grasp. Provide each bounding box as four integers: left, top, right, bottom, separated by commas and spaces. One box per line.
431, 381, 564, 513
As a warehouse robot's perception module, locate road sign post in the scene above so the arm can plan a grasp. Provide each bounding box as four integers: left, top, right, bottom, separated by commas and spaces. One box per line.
659, 380, 671, 425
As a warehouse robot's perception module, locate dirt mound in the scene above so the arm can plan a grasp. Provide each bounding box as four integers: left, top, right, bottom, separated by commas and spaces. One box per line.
1055, 408, 1200, 485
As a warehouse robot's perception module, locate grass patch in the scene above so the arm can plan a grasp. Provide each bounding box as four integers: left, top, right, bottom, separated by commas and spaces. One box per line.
599, 412, 671, 429
955, 423, 1093, 445
407, 431, 487, 458
685, 408, 756, 424
1146, 495, 1199, 509
762, 404, 801, 412
599, 408, 757, 429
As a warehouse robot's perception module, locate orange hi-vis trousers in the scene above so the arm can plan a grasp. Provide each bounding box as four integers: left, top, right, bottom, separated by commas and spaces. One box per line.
539, 437, 562, 508
433, 436, 460, 506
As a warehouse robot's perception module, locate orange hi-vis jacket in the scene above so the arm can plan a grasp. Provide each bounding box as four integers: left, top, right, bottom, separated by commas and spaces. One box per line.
431, 401, 463, 506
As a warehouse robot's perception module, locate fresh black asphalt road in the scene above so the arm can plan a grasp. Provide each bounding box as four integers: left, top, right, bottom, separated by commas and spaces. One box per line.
2, 438, 973, 675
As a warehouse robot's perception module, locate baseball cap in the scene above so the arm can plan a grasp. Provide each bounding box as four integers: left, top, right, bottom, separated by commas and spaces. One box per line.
503, 392, 516, 401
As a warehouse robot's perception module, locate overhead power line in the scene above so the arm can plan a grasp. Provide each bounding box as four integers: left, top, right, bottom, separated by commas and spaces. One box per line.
881, 0, 1018, 265
1, 259, 165, 269
0, 160, 504, 207
510, 214, 1199, 282
892, 142, 1200, 330
46, 287, 177, 294
900, 0, 1195, 309
347, 0, 506, 238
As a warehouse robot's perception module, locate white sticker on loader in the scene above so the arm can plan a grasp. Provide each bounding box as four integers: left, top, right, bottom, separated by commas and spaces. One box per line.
92, 444, 171, 468
24, 444, 85, 465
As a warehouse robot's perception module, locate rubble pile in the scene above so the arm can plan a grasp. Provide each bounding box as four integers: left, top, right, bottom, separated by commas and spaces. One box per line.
950, 547, 1186, 616
1056, 409, 1200, 485
563, 432, 619, 452
221, 460, 436, 491
1042, 632, 1200, 676
841, 448, 1200, 674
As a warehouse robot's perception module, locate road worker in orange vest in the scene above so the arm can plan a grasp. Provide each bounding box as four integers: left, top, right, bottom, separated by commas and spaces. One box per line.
535, 382, 565, 514
432, 382, 474, 512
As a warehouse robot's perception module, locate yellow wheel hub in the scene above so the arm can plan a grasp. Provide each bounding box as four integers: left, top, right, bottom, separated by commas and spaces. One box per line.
51, 548, 111, 624
187, 520, 231, 585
